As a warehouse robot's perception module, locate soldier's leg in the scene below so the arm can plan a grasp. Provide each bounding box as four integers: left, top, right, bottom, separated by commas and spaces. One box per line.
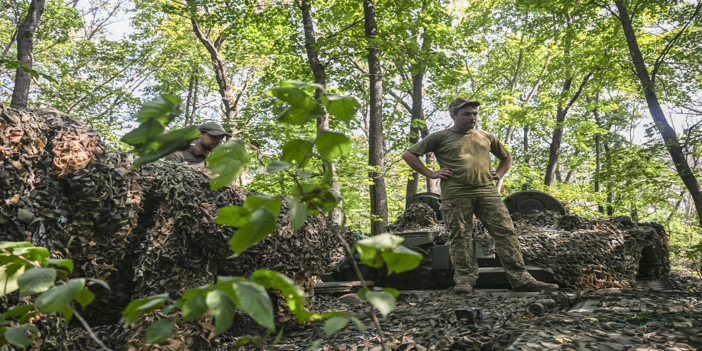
441, 198, 479, 287
474, 197, 536, 288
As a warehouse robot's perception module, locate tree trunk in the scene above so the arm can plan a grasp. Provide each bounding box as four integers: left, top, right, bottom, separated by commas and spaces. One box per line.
425, 153, 438, 193
300, 0, 342, 224
10, 0, 46, 109
190, 17, 239, 133
184, 68, 195, 125
404, 34, 432, 202
593, 95, 604, 213
364, 0, 388, 235
615, 1, 702, 227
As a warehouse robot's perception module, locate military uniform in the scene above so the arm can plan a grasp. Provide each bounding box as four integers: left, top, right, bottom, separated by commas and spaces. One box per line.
164, 146, 207, 167
407, 121, 536, 288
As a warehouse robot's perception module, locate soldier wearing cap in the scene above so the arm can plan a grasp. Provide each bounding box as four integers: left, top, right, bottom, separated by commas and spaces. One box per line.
401, 98, 559, 293
165, 122, 232, 167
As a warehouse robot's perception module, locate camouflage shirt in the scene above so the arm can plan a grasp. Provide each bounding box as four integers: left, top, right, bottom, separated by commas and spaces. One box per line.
407, 129, 510, 199
164, 146, 207, 167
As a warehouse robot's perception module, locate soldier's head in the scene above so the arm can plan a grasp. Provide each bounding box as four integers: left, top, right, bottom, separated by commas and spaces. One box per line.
196, 123, 232, 151
449, 98, 481, 132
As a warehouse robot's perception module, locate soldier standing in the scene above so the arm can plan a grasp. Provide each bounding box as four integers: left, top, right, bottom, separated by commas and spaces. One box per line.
401, 98, 559, 293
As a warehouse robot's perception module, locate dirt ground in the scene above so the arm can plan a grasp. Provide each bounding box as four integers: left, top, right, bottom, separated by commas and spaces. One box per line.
246, 272, 702, 351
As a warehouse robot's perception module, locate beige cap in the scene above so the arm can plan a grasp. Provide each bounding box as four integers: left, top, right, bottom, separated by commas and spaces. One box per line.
198, 122, 232, 137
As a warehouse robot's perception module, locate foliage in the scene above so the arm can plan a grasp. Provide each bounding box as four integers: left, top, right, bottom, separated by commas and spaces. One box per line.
0, 242, 107, 348
118, 84, 422, 344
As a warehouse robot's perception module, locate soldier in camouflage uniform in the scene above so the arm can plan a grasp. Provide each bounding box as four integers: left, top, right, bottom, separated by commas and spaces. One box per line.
401, 98, 559, 293
165, 123, 231, 167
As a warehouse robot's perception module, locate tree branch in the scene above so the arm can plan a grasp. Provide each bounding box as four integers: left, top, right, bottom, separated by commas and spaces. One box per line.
651, 0, 702, 83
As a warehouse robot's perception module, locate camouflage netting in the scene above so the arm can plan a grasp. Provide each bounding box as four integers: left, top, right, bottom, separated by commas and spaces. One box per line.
0, 104, 353, 349
388, 199, 669, 290
513, 211, 669, 290
387, 202, 442, 232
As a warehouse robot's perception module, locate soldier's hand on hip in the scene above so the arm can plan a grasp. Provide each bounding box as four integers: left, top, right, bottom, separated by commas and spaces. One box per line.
489, 168, 503, 180
430, 168, 453, 180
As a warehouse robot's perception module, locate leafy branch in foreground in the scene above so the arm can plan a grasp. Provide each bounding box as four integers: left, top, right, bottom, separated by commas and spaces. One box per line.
0, 242, 109, 349
119, 81, 422, 347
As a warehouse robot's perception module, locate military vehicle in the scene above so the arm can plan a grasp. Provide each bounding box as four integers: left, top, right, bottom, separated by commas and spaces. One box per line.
320, 190, 664, 290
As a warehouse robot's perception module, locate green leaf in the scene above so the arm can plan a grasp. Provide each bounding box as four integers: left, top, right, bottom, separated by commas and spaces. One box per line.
3, 324, 38, 348
361, 290, 396, 318
206, 290, 236, 335
315, 131, 351, 160
286, 197, 307, 230
0, 242, 33, 250
135, 94, 182, 123
382, 246, 423, 275
207, 140, 249, 190
74, 288, 95, 308
121, 118, 165, 146
229, 208, 277, 256
4, 305, 35, 319
232, 281, 274, 330
308, 339, 322, 350
121, 294, 168, 325
216, 206, 250, 227
237, 336, 263, 346
322, 94, 360, 122
17, 268, 56, 297
87, 278, 110, 292
281, 139, 311, 166
0, 262, 27, 296
132, 126, 200, 168
354, 234, 405, 268
47, 259, 74, 274
181, 294, 208, 322
61, 306, 73, 324
323, 316, 349, 337
267, 160, 292, 174
251, 270, 310, 321
350, 316, 366, 331
161, 305, 176, 315
35, 278, 85, 313
145, 319, 174, 344
18, 311, 40, 324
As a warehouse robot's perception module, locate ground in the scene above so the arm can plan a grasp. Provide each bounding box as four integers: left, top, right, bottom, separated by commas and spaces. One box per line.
244, 272, 702, 351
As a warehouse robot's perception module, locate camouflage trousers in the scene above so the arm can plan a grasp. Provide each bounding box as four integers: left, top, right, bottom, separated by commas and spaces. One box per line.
440, 197, 536, 288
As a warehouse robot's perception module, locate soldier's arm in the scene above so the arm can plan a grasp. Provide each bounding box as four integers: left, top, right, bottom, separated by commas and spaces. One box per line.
402, 151, 453, 180
491, 155, 512, 180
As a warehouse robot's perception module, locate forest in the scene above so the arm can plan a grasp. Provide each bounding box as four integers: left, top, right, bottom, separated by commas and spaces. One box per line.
1, 0, 702, 349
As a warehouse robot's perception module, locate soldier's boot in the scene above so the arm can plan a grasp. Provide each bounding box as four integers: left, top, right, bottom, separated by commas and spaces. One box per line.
513, 281, 559, 292
454, 284, 473, 293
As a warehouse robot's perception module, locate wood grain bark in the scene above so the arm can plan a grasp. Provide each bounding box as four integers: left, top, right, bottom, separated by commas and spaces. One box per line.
364, 0, 388, 235
10, 0, 45, 109
300, 0, 342, 224
615, 1, 702, 226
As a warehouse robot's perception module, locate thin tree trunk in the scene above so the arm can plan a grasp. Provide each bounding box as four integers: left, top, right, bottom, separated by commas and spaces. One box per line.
593, 94, 604, 213
364, 0, 388, 235
184, 68, 195, 125
545, 14, 592, 186
189, 68, 199, 126
615, 1, 702, 227
425, 153, 438, 193
603, 140, 614, 216
300, 0, 342, 224
190, 17, 239, 133
405, 34, 432, 201
10, 0, 46, 109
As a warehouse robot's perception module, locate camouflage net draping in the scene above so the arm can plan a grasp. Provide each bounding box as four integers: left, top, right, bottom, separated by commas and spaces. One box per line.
388, 199, 669, 290
0, 104, 353, 350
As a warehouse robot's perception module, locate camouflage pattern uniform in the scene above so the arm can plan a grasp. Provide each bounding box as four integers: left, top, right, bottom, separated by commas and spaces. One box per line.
441, 197, 536, 288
